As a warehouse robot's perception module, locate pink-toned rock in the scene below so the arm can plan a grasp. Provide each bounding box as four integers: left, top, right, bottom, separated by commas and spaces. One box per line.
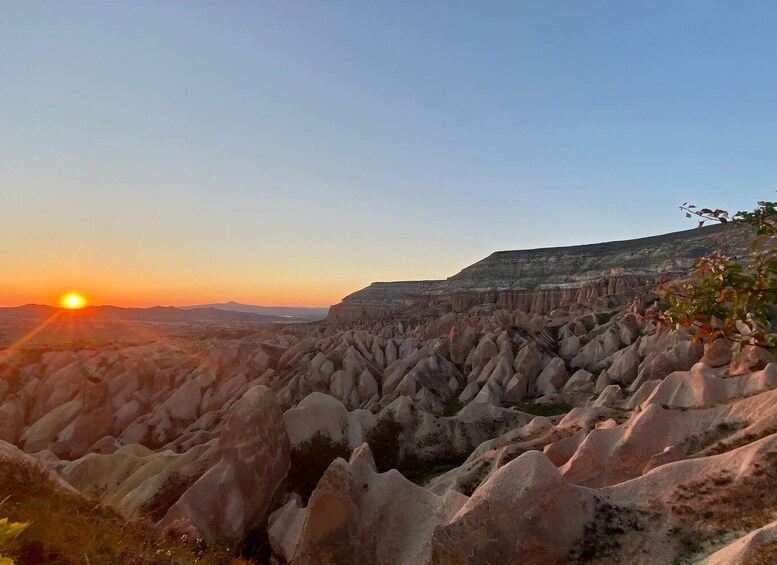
559, 334, 581, 360
278, 337, 317, 369
701, 338, 733, 368
114, 399, 143, 431
571, 328, 621, 369
89, 436, 122, 455
288, 444, 467, 564
563, 369, 593, 391
268, 495, 305, 562
161, 385, 290, 544
469, 337, 498, 381
594, 369, 612, 393
543, 428, 587, 466
592, 384, 623, 408
730, 344, 776, 376
0, 399, 24, 444
513, 342, 543, 386
447, 320, 479, 366
57, 408, 114, 459
458, 381, 480, 403
357, 369, 379, 402
163, 380, 201, 422
21, 399, 82, 454
504, 372, 529, 403
642, 444, 684, 474
705, 519, 777, 565
607, 346, 640, 386
431, 451, 592, 564
534, 358, 568, 395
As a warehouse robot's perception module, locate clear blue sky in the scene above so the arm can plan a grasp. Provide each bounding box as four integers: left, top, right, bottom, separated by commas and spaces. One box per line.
1, 1, 775, 307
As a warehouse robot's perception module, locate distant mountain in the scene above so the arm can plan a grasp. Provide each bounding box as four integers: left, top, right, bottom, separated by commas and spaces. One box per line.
0, 304, 293, 323
181, 301, 329, 321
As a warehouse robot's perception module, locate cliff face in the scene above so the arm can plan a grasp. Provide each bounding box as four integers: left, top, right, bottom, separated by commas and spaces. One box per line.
328, 224, 751, 320
328, 281, 441, 321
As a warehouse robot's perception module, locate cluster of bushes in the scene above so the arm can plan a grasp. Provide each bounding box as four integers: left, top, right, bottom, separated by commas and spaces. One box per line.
441, 396, 463, 417
596, 311, 618, 325
669, 450, 777, 563
363, 414, 469, 484
285, 433, 352, 503
656, 200, 777, 349
510, 401, 572, 417
364, 414, 404, 472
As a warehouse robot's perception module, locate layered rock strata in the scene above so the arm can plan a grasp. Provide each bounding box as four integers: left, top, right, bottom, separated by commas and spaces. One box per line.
329, 224, 749, 320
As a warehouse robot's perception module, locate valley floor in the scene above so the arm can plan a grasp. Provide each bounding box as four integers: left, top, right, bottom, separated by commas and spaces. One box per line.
1, 305, 777, 564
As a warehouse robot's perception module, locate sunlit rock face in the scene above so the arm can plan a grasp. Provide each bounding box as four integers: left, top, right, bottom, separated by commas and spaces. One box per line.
160, 385, 290, 545
328, 224, 750, 321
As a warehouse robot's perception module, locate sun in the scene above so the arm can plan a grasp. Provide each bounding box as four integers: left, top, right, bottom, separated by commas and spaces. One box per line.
60, 293, 87, 309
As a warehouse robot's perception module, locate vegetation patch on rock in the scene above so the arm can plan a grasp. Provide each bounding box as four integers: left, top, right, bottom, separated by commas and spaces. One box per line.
285, 433, 351, 503
679, 421, 747, 456
568, 495, 645, 563
510, 401, 572, 417
669, 450, 777, 563
0, 458, 245, 564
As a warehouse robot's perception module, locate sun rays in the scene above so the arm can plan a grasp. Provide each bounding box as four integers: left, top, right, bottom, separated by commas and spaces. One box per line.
61, 293, 87, 309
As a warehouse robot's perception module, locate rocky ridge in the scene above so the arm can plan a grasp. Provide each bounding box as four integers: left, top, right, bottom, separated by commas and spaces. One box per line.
328, 224, 750, 321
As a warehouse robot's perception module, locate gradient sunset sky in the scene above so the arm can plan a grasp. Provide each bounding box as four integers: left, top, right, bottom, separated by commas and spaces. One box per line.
2, 2, 775, 308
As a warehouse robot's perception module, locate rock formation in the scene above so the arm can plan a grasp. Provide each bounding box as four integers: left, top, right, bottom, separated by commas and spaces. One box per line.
329, 224, 749, 321
160, 385, 290, 544
2, 224, 776, 564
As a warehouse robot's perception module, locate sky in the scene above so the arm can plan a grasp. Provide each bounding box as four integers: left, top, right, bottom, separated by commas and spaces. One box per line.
1, 1, 775, 308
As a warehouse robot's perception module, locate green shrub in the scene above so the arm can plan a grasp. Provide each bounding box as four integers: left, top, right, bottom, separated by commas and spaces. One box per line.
510, 401, 572, 417
0, 517, 29, 565
364, 414, 404, 472
596, 311, 618, 325
656, 200, 777, 348
441, 396, 463, 417
364, 413, 469, 484
286, 433, 351, 503
398, 453, 470, 486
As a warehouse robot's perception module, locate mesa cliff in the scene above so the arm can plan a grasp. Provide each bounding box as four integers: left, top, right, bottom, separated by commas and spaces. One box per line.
328, 224, 750, 321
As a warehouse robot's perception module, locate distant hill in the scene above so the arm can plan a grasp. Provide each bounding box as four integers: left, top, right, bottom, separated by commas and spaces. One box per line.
181, 301, 329, 321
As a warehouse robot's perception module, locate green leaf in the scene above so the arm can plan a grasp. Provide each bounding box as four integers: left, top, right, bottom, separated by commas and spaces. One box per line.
0, 517, 29, 542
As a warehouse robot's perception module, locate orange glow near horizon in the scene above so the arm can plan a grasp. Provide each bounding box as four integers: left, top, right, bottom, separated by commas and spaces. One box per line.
3, 281, 357, 310
1, 291, 341, 310
60, 293, 87, 309
2, 238, 440, 311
